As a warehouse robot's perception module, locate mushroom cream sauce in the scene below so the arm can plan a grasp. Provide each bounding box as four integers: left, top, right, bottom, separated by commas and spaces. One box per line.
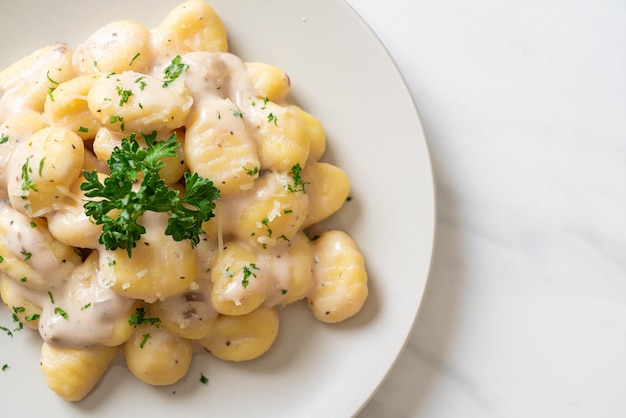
0, 0, 368, 401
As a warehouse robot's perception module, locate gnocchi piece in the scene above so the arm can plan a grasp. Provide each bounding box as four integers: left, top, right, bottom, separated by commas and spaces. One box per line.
99, 211, 198, 302
45, 175, 104, 249
147, 288, 217, 340
0, 202, 81, 292
43, 75, 100, 139
0, 111, 47, 195
40, 342, 119, 402
210, 240, 267, 316
87, 71, 193, 134
302, 162, 351, 228
37, 251, 136, 347
0, 275, 42, 330
185, 99, 260, 195
73, 20, 154, 75
6, 126, 84, 217
235, 170, 309, 248
124, 325, 193, 386
307, 230, 368, 323
288, 104, 326, 162
198, 305, 279, 362
264, 232, 315, 306
153, 0, 228, 60
245, 62, 291, 104
244, 100, 310, 173
0, 43, 74, 122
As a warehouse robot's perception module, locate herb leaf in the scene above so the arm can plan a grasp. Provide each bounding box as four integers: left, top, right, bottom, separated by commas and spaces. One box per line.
128, 307, 161, 327
162, 55, 188, 87
287, 163, 309, 194
81, 132, 219, 257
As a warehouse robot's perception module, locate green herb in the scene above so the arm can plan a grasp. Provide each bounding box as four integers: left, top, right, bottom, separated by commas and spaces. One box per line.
134, 76, 147, 90
81, 132, 219, 257
109, 115, 125, 131
286, 163, 309, 194
38, 157, 45, 176
129, 52, 141, 67
78, 126, 89, 133
261, 97, 269, 110
54, 307, 68, 319
116, 85, 134, 106
25, 313, 40, 322
0, 326, 13, 337
29, 221, 37, 228
1, 364, 8, 371
12, 306, 25, 315
241, 263, 259, 288
261, 217, 272, 237
20, 250, 32, 262
346, 195, 353, 202
267, 112, 278, 126
200, 373, 209, 385
48, 291, 55, 304
20, 277, 27, 283
81, 303, 92, 311
281, 289, 288, 295
20, 158, 37, 193
0, 133, 8, 145
243, 165, 259, 176
46, 70, 59, 101
128, 307, 161, 327
140, 333, 151, 348
231, 109, 243, 118
0, 255, 3, 263
162, 55, 188, 87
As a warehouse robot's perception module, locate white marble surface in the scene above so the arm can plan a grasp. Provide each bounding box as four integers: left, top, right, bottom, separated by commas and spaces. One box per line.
347, 0, 626, 417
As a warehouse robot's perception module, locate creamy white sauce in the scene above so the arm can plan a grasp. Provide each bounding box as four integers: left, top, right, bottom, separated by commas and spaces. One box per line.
0, 19, 310, 349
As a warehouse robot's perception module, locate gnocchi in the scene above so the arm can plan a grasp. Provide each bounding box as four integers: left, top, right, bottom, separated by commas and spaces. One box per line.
0, 0, 368, 402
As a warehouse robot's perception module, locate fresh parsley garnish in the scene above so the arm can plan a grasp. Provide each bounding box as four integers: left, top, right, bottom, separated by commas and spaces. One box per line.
25, 313, 40, 322
129, 52, 141, 67
287, 163, 309, 194
162, 55, 188, 87
140, 333, 151, 348
54, 307, 69, 319
20, 158, 37, 193
242, 165, 259, 176
80, 131, 219, 257
128, 307, 161, 327
241, 263, 259, 288
116, 85, 134, 106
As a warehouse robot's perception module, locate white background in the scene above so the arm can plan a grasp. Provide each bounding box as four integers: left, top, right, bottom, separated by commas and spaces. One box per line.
348, 0, 626, 417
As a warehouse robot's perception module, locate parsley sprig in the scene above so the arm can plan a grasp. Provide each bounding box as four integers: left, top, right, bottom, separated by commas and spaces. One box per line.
81, 131, 219, 257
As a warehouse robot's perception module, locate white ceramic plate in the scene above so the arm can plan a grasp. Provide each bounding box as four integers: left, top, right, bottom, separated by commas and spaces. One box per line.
0, 1, 435, 416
